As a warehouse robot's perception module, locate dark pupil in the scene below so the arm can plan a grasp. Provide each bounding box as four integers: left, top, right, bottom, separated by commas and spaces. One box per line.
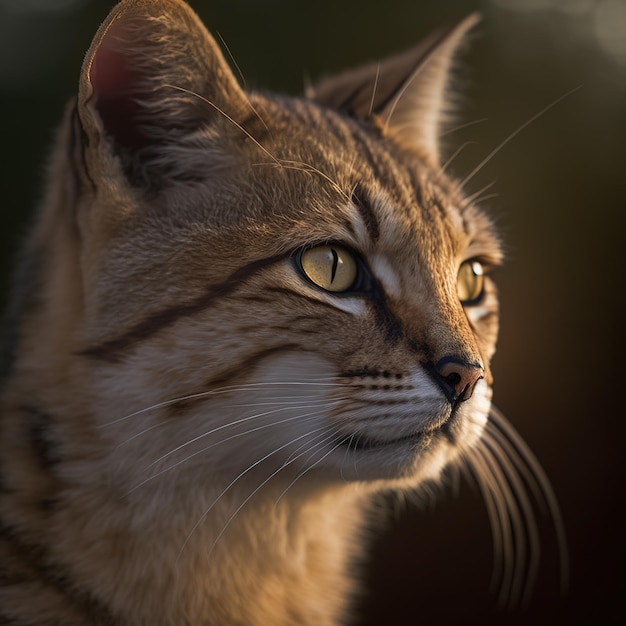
330, 248, 339, 284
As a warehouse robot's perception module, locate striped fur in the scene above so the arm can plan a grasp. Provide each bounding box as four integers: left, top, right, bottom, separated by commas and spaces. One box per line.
0, 1, 564, 624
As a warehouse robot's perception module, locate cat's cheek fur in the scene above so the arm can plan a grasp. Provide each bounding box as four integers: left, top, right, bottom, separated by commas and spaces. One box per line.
91, 344, 491, 494
91, 353, 336, 487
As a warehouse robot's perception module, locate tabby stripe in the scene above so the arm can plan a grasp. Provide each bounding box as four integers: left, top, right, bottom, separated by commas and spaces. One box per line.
205, 344, 301, 388
0, 238, 45, 381
342, 218, 356, 238
0, 523, 115, 625
351, 130, 422, 220
457, 201, 473, 236
83, 253, 289, 361
271, 274, 404, 347
351, 183, 380, 242
351, 132, 393, 194
405, 166, 435, 223
166, 344, 300, 415
264, 287, 351, 313
240, 109, 270, 147
370, 295, 405, 345
407, 336, 435, 362
23, 405, 62, 468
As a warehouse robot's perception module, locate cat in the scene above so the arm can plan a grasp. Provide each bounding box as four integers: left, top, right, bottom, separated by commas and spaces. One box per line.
0, 0, 566, 624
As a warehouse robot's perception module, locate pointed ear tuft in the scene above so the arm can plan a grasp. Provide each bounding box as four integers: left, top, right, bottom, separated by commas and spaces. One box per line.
310, 14, 480, 166
79, 0, 247, 157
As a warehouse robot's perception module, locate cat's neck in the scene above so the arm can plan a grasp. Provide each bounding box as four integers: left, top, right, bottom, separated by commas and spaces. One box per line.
2, 372, 371, 626
55, 475, 368, 625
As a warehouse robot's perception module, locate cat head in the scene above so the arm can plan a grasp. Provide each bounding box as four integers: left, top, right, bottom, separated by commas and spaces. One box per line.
29, 0, 502, 491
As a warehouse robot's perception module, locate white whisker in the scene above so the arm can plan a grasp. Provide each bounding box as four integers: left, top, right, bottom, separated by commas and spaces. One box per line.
162, 84, 350, 203
460, 459, 505, 591
368, 63, 381, 118
148, 400, 343, 469
176, 425, 334, 561
163, 84, 281, 167
275, 436, 347, 505
281, 423, 343, 468
200, 427, 344, 558
465, 405, 570, 608
471, 193, 499, 206
100, 378, 342, 428
276, 159, 351, 202
283, 421, 332, 465
460, 86, 582, 190
465, 445, 515, 600
441, 117, 488, 136
214, 32, 273, 140
340, 433, 357, 481
115, 396, 340, 450
479, 433, 532, 607
125, 410, 331, 495
460, 180, 496, 209
489, 407, 570, 595
215, 32, 248, 90
439, 140, 476, 176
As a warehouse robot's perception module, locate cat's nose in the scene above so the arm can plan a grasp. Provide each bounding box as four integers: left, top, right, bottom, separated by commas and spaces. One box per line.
429, 357, 484, 403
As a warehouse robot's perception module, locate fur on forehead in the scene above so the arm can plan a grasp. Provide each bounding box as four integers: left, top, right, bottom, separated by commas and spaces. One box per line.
76, 0, 479, 200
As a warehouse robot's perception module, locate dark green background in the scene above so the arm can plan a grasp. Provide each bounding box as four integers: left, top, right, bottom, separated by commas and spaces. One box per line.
1, 0, 623, 623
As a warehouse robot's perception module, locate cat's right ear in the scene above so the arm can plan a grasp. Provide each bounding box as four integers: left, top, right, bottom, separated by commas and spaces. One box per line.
77, 0, 247, 184
309, 15, 479, 167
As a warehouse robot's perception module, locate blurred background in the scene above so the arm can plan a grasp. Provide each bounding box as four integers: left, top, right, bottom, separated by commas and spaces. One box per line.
0, 0, 623, 623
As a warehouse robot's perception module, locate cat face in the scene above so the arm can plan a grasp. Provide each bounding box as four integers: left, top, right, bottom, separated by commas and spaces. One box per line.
0, 5, 571, 622
64, 0, 501, 493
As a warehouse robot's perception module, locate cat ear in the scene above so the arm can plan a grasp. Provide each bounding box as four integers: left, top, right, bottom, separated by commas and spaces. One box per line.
309, 14, 479, 166
78, 0, 247, 163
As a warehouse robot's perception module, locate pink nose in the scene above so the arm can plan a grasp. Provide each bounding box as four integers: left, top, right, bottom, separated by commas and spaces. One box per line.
434, 358, 484, 402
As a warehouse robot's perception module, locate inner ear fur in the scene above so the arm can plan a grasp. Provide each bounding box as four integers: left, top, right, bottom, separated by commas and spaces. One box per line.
78, 0, 248, 157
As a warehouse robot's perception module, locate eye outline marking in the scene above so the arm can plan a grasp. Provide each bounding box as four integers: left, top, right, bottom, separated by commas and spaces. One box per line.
293, 242, 373, 296
458, 258, 488, 307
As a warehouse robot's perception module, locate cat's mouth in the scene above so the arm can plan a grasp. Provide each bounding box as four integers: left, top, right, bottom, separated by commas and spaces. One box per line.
337, 430, 427, 451
338, 411, 461, 451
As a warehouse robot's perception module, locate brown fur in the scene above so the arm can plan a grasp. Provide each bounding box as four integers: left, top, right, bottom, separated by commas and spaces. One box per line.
1, 1, 558, 625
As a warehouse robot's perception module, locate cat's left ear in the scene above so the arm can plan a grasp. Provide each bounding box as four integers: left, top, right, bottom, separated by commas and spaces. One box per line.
309, 14, 479, 166
76, 0, 248, 178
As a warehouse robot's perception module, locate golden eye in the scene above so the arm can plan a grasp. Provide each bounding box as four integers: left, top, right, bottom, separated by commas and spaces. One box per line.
457, 260, 485, 304
299, 245, 358, 292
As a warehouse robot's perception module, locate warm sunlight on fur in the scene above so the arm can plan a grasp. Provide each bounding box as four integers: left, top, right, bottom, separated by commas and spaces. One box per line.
0, 1, 566, 624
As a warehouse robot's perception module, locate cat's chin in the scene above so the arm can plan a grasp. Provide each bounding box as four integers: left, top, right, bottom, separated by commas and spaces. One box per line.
334, 433, 451, 483
312, 395, 492, 484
